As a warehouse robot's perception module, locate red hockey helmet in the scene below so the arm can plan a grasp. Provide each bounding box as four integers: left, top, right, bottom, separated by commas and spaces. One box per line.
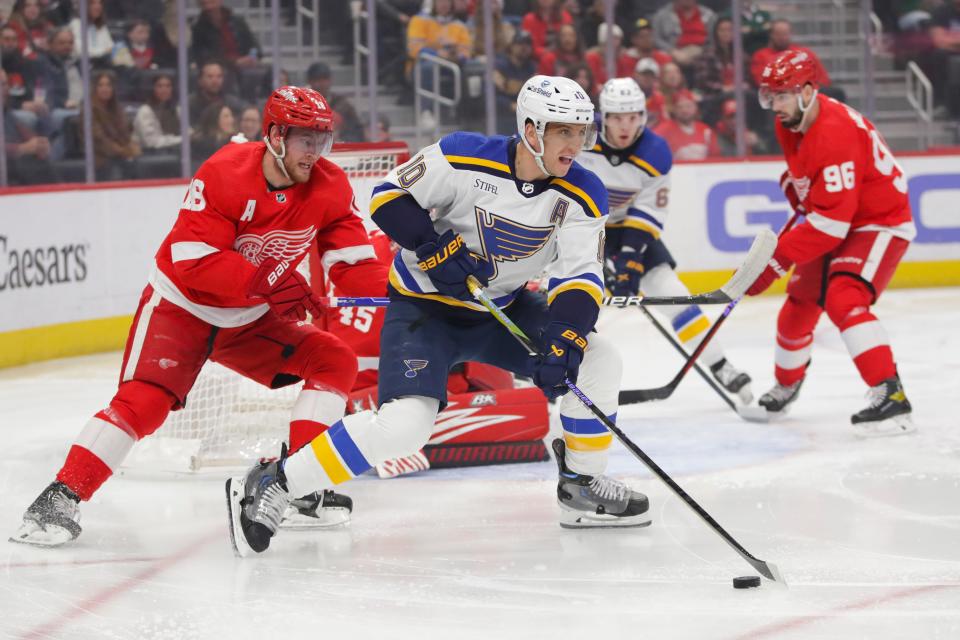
262, 85, 335, 142
758, 50, 819, 109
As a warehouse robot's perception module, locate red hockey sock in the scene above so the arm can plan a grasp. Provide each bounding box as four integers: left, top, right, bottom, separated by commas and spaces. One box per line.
289, 420, 329, 453
57, 443, 115, 501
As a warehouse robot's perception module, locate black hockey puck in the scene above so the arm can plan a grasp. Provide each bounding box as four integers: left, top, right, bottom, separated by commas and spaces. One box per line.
733, 575, 761, 589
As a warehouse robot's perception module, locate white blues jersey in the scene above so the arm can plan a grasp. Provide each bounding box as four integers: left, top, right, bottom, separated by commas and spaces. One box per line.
370, 132, 609, 312
575, 129, 672, 241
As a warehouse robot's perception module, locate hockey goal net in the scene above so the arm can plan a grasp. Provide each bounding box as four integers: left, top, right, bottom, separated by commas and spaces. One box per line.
123, 142, 410, 473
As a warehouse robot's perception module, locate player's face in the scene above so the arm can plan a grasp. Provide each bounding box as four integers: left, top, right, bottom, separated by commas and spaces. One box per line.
281, 127, 333, 183
769, 90, 803, 128
604, 112, 643, 149
540, 123, 589, 177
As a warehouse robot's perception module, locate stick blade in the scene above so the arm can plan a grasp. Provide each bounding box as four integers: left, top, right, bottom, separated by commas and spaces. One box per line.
737, 406, 772, 423
720, 229, 778, 300
752, 559, 787, 586
619, 387, 672, 404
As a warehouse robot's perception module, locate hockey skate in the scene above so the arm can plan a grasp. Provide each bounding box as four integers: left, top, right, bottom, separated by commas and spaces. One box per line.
710, 358, 754, 404
280, 490, 353, 530
851, 375, 915, 438
553, 439, 651, 529
10, 481, 82, 547
226, 445, 291, 557
757, 378, 804, 417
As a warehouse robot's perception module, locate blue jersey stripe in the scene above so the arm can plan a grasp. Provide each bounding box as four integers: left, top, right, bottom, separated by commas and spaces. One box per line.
560, 413, 617, 435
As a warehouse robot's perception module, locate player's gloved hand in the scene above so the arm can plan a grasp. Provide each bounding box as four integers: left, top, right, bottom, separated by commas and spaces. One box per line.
247, 257, 323, 321
609, 246, 646, 297
780, 170, 802, 212
415, 229, 488, 301
533, 322, 587, 400
746, 249, 794, 296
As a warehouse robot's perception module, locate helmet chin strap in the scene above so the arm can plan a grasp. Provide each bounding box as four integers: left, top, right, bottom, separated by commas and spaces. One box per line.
520, 128, 551, 177
264, 133, 292, 182
791, 89, 819, 132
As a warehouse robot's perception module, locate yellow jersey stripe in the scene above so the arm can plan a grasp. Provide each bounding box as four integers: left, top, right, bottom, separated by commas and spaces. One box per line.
677, 315, 711, 343
550, 178, 603, 218
370, 190, 407, 216
563, 432, 613, 452
389, 265, 487, 311
444, 155, 512, 174
622, 217, 661, 239
547, 281, 603, 306
629, 156, 661, 176
311, 433, 352, 485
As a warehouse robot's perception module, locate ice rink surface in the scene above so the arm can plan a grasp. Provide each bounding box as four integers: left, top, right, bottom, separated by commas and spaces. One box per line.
1, 289, 959, 639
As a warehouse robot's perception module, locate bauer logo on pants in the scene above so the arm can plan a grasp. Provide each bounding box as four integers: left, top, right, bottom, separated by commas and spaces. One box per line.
403, 359, 429, 378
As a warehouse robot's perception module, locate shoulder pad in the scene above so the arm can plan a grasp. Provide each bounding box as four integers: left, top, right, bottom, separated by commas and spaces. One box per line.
549, 163, 609, 219
629, 130, 673, 176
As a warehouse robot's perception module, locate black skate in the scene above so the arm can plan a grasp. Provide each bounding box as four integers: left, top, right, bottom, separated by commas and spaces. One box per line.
10, 481, 82, 547
553, 439, 651, 529
226, 445, 292, 557
851, 375, 915, 437
280, 490, 353, 530
710, 358, 754, 404
758, 378, 804, 415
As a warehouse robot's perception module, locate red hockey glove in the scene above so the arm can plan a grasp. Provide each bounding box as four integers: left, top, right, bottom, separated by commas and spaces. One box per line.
746, 249, 794, 296
247, 257, 323, 320
780, 170, 802, 212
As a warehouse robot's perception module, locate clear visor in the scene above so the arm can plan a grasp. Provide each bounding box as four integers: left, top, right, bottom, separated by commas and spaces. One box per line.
758, 87, 800, 110
285, 128, 334, 157
540, 121, 598, 151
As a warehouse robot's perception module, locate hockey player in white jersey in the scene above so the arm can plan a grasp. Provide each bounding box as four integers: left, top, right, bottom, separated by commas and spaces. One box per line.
226, 75, 651, 556
577, 78, 753, 402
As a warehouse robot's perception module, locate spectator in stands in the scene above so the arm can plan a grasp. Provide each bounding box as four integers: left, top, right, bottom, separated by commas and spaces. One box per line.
565, 62, 597, 101
471, 0, 514, 59
714, 98, 767, 157
452, 0, 471, 22
929, 0, 960, 117
654, 89, 720, 160
69, 0, 114, 67
578, 0, 637, 49
538, 23, 582, 76
190, 0, 260, 70
187, 61, 243, 124
85, 70, 141, 180
133, 72, 181, 152
111, 19, 157, 69
494, 30, 537, 134
6, 0, 54, 59
406, 0, 472, 127
739, 2, 773, 55
521, 0, 573, 62
36, 25, 80, 158
693, 16, 745, 124
237, 104, 261, 142
367, 113, 392, 143
1, 23, 41, 117
2, 67, 56, 185
625, 17, 673, 70
191, 102, 236, 161
659, 61, 689, 118
584, 23, 636, 87
633, 57, 669, 130
750, 20, 831, 87
652, 0, 716, 71
306, 61, 365, 143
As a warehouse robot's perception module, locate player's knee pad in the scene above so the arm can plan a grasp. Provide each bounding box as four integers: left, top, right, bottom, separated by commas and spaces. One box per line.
345, 395, 440, 463
564, 333, 621, 415
111, 380, 177, 439
641, 263, 689, 300
824, 275, 874, 329
294, 331, 358, 396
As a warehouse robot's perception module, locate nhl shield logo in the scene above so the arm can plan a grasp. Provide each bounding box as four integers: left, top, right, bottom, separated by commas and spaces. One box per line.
403, 359, 429, 378
276, 193, 287, 203
611, 156, 621, 166
521, 182, 534, 194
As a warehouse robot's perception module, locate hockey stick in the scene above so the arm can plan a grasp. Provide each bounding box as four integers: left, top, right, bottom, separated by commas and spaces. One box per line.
465, 275, 785, 585
321, 230, 776, 310
618, 218, 800, 409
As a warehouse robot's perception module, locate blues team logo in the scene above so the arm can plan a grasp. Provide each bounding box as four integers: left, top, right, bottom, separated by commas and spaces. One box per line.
403, 359, 429, 378
474, 207, 553, 280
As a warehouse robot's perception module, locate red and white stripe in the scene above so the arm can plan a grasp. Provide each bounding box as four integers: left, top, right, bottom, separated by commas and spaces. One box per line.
841, 317, 890, 359
74, 412, 138, 471
375, 450, 430, 478
121, 289, 162, 382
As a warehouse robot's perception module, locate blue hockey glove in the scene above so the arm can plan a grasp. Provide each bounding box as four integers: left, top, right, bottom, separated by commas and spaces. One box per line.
609, 246, 646, 297
533, 322, 587, 400
415, 229, 488, 301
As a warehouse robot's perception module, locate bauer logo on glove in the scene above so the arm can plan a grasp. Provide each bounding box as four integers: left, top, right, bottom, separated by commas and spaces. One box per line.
417, 234, 464, 271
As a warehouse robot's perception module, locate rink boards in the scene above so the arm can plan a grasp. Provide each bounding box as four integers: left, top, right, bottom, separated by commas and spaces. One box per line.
1, 152, 958, 367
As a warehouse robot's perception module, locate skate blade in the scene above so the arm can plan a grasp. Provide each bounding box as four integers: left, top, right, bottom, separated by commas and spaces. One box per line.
852, 413, 916, 438
279, 507, 351, 531
738, 406, 776, 423
9, 520, 76, 548
225, 476, 253, 558
558, 504, 652, 529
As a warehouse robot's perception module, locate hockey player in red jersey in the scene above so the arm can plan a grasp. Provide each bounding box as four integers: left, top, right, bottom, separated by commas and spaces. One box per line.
746, 50, 915, 437
11, 86, 386, 547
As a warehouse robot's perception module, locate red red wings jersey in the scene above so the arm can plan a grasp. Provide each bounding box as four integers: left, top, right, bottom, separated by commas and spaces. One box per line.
151, 141, 387, 327
775, 94, 915, 265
